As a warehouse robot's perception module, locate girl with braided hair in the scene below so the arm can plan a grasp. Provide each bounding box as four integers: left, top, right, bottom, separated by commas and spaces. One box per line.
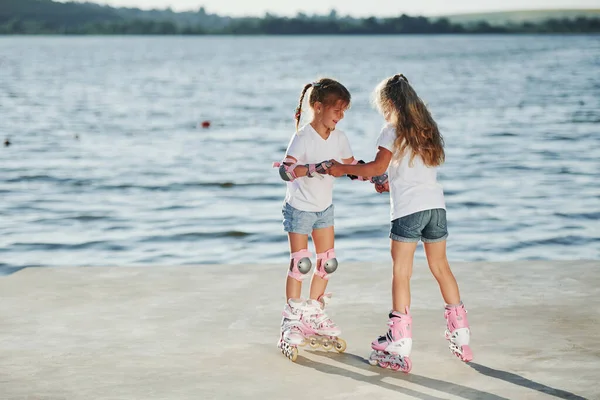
274, 78, 365, 361
327, 74, 473, 372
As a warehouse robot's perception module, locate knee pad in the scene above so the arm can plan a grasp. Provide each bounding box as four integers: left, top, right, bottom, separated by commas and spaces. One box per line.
315, 249, 338, 280
288, 249, 313, 281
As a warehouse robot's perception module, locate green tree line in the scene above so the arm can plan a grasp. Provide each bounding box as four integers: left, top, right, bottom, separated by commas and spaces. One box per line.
2, 16, 599, 35
0, 0, 599, 35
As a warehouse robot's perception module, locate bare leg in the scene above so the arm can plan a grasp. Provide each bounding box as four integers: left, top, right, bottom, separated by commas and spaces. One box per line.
286, 232, 309, 301
423, 240, 461, 305
391, 240, 418, 312
309, 226, 335, 301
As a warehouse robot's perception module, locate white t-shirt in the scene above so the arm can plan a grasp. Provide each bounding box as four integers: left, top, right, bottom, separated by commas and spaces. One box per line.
376, 123, 445, 221
284, 124, 353, 212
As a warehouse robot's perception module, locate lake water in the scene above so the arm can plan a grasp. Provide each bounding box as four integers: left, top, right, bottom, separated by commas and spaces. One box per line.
0, 35, 598, 274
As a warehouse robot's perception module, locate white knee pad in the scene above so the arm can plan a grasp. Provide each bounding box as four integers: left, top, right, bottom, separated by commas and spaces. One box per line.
288, 249, 313, 282
315, 249, 338, 280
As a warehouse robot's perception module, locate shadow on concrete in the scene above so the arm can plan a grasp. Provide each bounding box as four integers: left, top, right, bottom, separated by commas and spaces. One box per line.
467, 362, 587, 400
297, 351, 509, 400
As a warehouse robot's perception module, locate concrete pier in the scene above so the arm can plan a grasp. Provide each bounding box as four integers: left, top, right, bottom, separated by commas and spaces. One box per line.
1, 260, 598, 399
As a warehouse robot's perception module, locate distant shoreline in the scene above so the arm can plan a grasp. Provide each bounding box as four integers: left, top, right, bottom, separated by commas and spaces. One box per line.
2, 1, 599, 35
1, 32, 599, 37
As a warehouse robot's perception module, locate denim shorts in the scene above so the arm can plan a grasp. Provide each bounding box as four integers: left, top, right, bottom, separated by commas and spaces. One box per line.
390, 208, 448, 243
282, 203, 334, 235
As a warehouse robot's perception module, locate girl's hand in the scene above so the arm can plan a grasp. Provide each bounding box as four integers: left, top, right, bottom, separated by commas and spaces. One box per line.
326, 159, 346, 177
375, 182, 389, 193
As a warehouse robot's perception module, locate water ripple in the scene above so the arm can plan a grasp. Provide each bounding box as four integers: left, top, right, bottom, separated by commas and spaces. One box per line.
0, 35, 598, 272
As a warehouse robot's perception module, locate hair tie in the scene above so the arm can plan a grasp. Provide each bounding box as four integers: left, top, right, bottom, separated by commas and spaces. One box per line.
391, 74, 408, 85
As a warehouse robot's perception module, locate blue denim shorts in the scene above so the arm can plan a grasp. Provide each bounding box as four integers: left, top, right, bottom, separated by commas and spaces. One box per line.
390, 208, 448, 243
282, 203, 334, 235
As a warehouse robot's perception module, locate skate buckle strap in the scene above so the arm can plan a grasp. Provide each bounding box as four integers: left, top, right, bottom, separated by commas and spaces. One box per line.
284, 320, 304, 331
445, 303, 469, 330
314, 313, 335, 329
306, 301, 336, 329
282, 309, 302, 318
317, 292, 333, 307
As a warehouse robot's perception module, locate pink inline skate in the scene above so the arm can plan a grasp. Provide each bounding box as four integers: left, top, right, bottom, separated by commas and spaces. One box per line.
444, 303, 473, 362
368, 308, 412, 373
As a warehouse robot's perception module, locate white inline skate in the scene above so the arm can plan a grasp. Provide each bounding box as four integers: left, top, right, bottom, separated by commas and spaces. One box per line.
277, 298, 306, 362
300, 293, 347, 353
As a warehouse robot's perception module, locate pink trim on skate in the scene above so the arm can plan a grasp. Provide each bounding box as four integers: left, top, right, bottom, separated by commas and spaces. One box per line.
445, 304, 469, 331
460, 345, 473, 362
371, 307, 412, 352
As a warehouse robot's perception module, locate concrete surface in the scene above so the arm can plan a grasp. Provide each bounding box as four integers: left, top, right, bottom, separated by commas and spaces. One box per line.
0, 260, 599, 400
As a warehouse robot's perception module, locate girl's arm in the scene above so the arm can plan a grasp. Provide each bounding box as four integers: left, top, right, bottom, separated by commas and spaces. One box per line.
329, 147, 392, 178
276, 156, 333, 181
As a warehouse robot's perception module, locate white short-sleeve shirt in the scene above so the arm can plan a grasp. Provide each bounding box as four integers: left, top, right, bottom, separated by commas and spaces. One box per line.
376, 123, 445, 221
284, 124, 353, 212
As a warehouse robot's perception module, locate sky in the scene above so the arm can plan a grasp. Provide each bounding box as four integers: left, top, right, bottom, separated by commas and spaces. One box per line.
78, 0, 600, 17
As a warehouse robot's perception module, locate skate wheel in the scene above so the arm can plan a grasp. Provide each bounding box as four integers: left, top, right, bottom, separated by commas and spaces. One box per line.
309, 338, 319, 348
368, 351, 378, 365
401, 357, 412, 373
289, 347, 298, 362
322, 341, 333, 351
334, 338, 347, 353
390, 362, 401, 371
368, 351, 379, 366
449, 342, 460, 353
378, 361, 389, 368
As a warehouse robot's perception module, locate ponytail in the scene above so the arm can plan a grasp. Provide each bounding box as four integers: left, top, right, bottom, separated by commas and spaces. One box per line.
295, 83, 313, 131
